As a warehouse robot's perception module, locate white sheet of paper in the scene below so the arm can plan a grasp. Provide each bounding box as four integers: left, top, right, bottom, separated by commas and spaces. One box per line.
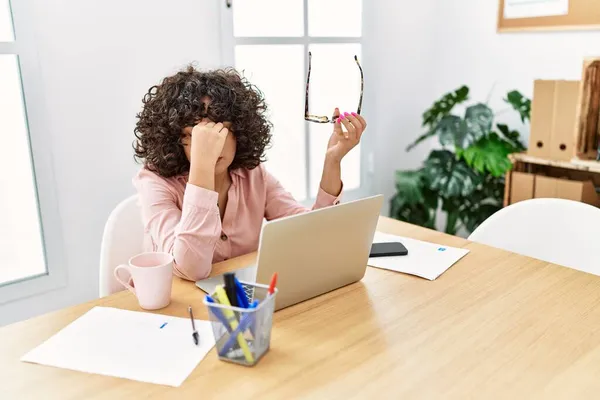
504, 0, 569, 19
21, 307, 215, 387
369, 232, 469, 280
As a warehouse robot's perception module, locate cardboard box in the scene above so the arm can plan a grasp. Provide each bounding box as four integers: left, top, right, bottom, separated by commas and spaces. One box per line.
534, 175, 599, 207
509, 171, 535, 204
552, 81, 580, 161
507, 168, 600, 207
529, 81, 555, 159
529, 80, 580, 161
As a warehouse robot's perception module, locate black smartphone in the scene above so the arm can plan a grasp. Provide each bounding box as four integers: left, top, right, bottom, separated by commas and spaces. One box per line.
369, 242, 408, 257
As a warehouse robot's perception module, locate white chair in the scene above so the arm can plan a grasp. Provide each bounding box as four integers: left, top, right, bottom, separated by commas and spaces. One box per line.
99, 195, 145, 297
468, 198, 600, 275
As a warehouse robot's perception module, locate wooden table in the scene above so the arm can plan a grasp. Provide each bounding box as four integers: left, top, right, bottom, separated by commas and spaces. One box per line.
2, 217, 600, 399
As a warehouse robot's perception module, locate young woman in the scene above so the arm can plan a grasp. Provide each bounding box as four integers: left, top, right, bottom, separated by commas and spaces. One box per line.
133, 66, 367, 281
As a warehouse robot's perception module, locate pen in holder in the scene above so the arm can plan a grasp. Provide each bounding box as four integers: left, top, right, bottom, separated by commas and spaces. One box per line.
203, 281, 277, 367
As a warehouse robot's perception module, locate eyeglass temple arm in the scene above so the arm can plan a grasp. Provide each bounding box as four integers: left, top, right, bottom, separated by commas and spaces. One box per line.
305, 52, 312, 118
355, 55, 364, 115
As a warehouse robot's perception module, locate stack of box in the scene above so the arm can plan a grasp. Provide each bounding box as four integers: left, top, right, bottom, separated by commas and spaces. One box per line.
509, 170, 599, 207
506, 58, 600, 207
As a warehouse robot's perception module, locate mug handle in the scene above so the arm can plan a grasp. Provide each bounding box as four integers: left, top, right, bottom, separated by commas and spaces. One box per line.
114, 265, 135, 294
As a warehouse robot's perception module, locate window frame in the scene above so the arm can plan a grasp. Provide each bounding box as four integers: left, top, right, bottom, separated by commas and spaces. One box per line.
219, 0, 373, 204
0, 0, 67, 304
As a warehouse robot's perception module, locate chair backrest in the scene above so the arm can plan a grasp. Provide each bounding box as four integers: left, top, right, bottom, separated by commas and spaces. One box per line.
468, 198, 600, 275
99, 195, 145, 297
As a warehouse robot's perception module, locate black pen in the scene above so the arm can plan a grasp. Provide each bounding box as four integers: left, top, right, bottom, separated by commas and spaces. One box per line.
188, 306, 199, 346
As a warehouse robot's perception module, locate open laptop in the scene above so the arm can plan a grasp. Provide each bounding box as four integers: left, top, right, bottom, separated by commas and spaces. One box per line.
196, 194, 383, 310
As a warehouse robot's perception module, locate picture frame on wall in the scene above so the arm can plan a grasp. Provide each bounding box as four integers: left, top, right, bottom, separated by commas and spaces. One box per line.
498, 0, 600, 32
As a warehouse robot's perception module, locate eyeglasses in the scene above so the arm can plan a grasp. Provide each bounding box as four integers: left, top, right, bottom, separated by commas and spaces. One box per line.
304, 52, 364, 124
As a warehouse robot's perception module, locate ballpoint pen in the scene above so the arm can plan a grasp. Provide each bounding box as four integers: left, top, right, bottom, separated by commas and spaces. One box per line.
188, 306, 199, 346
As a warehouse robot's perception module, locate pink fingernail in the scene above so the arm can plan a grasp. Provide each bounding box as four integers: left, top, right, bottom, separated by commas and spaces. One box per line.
344, 112, 350, 117
336, 117, 342, 124
351, 112, 358, 116
339, 114, 345, 120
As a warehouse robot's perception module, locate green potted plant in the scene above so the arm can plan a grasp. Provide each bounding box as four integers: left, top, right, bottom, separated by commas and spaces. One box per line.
390, 86, 531, 235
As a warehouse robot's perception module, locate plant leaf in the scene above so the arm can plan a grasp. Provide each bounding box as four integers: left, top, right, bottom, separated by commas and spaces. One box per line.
423, 150, 481, 198
389, 195, 436, 229
458, 178, 504, 233
435, 105, 493, 150
409, 86, 470, 151
390, 168, 439, 229
459, 135, 514, 177
422, 86, 469, 129
504, 90, 531, 123
441, 196, 461, 213
464, 103, 493, 146
435, 115, 468, 148
440, 197, 463, 235
422, 180, 440, 210
462, 202, 502, 233
445, 210, 460, 235
496, 123, 526, 152
393, 170, 426, 206
481, 174, 505, 199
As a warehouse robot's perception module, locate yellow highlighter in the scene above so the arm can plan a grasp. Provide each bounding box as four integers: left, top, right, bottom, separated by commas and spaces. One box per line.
214, 285, 255, 364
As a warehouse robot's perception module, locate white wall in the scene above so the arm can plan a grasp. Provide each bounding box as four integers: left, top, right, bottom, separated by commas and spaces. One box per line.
368, 0, 600, 215
363, 0, 438, 210
0, 0, 221, 326
431, 0, 600, 143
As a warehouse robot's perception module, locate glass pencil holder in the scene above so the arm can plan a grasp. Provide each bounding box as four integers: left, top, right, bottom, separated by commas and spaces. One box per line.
203, 282, 277, 367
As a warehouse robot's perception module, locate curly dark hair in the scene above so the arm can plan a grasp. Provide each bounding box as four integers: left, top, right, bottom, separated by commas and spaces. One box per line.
133, 65, 272, 177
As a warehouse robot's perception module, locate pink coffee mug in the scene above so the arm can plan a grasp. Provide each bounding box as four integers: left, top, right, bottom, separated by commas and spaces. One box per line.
114, 252, 174, 310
